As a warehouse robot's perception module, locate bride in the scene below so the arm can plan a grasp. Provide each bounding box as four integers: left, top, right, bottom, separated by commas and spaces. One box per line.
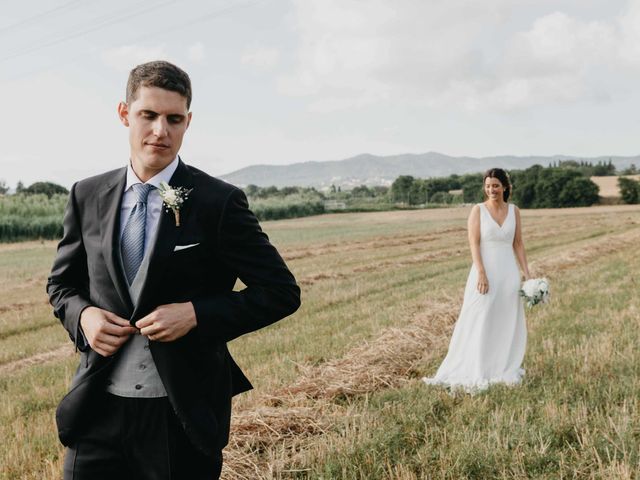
423, 168, 531, 392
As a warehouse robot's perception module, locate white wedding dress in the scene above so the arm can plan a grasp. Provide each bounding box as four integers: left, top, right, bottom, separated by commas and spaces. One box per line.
423, 203, 526, 392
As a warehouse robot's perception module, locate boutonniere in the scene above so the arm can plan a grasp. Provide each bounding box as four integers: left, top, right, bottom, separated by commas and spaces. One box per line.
158, 181, 192, 227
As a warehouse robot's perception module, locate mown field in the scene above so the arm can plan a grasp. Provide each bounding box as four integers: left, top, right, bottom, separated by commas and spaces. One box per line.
1, 204, 640, 479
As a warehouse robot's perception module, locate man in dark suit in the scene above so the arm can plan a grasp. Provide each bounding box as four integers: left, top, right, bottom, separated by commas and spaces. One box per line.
47, 60, 300, 479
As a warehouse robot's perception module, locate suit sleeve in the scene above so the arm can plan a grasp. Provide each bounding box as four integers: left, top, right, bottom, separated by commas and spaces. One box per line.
47, 183, 93, 351
191, 188, 301, 343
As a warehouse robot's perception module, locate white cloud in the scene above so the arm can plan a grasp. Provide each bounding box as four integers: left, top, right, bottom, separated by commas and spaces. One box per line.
278, 0, 640, 112
187, 42, 206, 64
278, 0, 508, 109
102, 45, 169, 72
241, 46, 280, 70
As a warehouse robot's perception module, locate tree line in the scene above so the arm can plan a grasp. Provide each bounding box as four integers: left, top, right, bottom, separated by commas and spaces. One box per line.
0, 159, 637, 242
390, 162, 609, 208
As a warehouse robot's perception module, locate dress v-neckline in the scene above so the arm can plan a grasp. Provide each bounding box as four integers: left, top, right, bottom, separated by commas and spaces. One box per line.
482, 202, 510, 229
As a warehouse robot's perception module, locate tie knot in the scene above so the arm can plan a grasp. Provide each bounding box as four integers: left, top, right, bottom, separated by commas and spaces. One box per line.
132, 183, 155, 204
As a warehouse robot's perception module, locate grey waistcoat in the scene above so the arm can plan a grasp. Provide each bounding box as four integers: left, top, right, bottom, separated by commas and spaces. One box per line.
106, 241, 167, 398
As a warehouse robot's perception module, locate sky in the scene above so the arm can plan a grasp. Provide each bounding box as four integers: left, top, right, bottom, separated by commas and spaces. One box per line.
2, 0, 640, 188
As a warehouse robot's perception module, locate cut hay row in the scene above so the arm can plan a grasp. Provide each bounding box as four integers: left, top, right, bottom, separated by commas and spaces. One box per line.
0, 344, 73, 375
530, 226, 640, 276
282, 227, 466, 261
223, 297, 458, 479
220, 225, 640, 478
6, 225, 637, 377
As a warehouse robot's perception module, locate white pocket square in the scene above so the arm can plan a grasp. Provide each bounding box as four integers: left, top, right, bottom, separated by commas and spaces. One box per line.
173, 243, 200, 252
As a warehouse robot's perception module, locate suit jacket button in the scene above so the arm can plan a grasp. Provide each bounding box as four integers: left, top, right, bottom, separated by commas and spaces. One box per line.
135, 384, 142, 390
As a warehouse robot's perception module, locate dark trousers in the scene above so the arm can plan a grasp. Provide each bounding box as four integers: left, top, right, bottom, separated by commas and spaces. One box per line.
63, 393, 222, 480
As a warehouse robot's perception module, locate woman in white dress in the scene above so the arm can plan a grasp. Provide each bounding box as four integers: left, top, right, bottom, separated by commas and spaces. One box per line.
423, 168, 531, 392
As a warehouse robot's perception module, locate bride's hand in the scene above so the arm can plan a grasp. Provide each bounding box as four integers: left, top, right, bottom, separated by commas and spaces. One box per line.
477, 271, 489, 294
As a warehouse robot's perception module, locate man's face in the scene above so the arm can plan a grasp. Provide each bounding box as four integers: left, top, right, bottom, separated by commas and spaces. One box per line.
118, 86, 192, 178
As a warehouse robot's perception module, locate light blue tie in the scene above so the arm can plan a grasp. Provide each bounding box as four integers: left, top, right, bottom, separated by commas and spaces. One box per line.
121, 183, 155, 285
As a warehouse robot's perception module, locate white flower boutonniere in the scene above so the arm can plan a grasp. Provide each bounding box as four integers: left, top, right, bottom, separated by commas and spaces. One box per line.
158, 181, 192, 227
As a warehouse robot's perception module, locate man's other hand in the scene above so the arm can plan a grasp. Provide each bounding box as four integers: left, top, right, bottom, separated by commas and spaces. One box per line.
136, 302, 197, 342
80, 307, 137, 357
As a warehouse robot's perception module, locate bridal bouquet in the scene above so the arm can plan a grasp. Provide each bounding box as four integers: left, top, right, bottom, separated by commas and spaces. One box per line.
520, 278, 550, 308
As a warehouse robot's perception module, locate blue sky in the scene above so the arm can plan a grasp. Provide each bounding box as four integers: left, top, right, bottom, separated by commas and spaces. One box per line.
1, 0, 639, 187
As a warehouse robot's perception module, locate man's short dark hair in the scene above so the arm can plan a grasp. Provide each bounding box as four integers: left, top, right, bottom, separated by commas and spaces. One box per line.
126, 60, 192, 109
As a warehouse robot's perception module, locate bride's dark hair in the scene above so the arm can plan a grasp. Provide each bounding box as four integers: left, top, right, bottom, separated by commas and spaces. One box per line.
483, 168, 512, 201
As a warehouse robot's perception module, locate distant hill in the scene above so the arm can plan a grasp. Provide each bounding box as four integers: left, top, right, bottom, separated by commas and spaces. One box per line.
219, 152, 640, 189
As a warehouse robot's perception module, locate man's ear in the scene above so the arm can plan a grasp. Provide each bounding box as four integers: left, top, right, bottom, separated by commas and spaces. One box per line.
186, 111, 192, 129
117, 102, 130, 127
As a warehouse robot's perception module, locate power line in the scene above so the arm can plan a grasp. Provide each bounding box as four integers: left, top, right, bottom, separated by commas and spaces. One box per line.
1, 0, 268, 82
0, 0, 178, 63
0, 0, 90, 36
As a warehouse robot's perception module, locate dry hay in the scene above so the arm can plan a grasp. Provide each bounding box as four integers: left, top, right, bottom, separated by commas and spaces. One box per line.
531, 227, 640, 277
282, 227, 466, 262
279, 299, 456, 402
0, 344, 73, 375
221, 226, 640, 478
352, 248, 466, 274
222, 298, 458, 478
0, 240, 56, 252
519, 204, 640, 218
299, 247, 466, 286
297, 272, 348, 287
0, 298, 49, 314
591, 175, 640, 197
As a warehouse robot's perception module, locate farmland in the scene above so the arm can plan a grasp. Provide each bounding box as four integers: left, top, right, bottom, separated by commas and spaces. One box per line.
1, 204, 640, 479
591, 175, 640, 199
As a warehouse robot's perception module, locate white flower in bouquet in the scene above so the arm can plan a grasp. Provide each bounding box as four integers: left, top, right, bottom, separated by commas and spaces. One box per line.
520, 277, 550, 308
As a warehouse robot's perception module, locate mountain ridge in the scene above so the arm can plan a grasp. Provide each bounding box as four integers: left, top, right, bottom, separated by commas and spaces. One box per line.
219, 152, 639, 188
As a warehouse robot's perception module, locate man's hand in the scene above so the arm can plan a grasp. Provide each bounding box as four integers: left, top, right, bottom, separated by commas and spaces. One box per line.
136, 302, 197, 342
80, 307, 137, 357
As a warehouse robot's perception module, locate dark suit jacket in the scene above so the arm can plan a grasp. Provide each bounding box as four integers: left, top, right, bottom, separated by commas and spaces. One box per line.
47, 159, 301, 454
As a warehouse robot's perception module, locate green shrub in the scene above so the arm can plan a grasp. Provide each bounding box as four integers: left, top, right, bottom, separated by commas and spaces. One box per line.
250, 195, 325, 221
618, 177, 640, 204
0, 194, 67, 242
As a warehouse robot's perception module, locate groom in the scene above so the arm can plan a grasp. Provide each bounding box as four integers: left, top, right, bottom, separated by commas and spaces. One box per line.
47, 60, 300, 479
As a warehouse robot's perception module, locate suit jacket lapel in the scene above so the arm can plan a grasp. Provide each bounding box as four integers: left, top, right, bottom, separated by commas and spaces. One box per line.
131, 160, 194, 322
98, 168, 134, 314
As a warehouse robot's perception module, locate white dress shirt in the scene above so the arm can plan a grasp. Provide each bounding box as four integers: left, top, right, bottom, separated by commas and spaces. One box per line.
119, 156, 180, 259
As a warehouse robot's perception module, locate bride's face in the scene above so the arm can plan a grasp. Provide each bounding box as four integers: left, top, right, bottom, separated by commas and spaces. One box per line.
484, 177, 504, 201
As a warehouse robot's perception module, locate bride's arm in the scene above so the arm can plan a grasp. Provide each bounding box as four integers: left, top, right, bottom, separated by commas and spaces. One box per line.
513, 206, 531, 280
468, 205, 489, 294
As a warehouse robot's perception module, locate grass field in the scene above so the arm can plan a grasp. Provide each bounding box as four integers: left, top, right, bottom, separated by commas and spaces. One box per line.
1, 204, 640, 479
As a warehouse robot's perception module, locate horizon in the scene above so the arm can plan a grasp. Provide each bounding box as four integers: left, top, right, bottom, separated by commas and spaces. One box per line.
3, 1, 640, 188
5, 151, 638, 190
